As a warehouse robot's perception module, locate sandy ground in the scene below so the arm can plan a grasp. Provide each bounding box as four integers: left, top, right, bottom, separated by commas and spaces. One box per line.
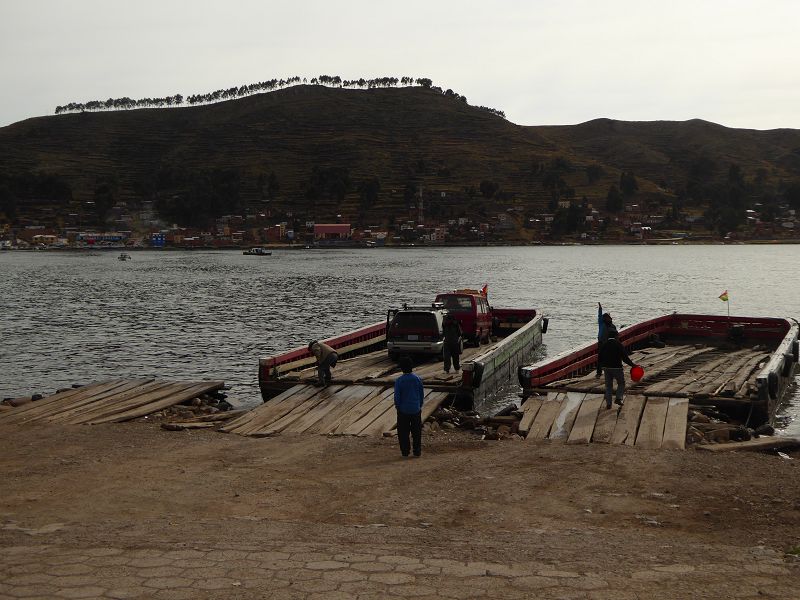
1, 422, 799, 599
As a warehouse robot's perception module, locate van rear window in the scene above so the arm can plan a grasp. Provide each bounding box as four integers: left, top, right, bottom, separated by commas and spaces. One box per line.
392, 313, 438, 330
439, 296, 473, 311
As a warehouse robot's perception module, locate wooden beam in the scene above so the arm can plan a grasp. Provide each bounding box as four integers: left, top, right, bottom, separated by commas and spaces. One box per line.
549, 392, 584, 442
518, 397, 543, 436
567, 394, 604, 444
591, 403, 620, 444
526, 393, 564, 441
696, 436, 800, 452
635, 397, 669, 449
610, 394, 646, 445
661, 398, 689, 450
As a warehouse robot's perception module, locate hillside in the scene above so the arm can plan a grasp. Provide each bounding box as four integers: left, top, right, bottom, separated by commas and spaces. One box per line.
1, 85, 800, 230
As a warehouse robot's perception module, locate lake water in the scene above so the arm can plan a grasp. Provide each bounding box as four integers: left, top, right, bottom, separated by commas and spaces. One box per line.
1, 246, 798, 432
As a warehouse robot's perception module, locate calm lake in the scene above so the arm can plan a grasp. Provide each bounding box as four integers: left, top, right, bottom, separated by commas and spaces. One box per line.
1, 246, 798, 432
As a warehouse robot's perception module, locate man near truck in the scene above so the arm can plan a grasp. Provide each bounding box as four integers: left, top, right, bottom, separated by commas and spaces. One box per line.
442, 313, 463, 373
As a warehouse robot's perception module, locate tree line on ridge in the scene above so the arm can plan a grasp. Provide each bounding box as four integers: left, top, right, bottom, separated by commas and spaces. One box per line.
54, 75, 506, 119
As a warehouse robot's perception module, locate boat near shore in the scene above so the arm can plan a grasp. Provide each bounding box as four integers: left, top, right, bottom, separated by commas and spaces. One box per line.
517, 314, 799, 447
243, 247, 272, 256
258, 303, 547, 410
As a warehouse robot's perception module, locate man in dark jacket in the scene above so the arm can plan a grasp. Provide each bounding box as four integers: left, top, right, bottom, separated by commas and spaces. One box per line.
442, 313, 462, 373
596, 329, 638, 409
394, 356, 424, 457
596, 303, 617, 379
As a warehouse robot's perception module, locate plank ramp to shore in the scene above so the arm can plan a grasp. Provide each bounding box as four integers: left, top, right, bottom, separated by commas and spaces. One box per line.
0, 379, 225, 425
221, 384, 450, 437
520, 392, 689, 450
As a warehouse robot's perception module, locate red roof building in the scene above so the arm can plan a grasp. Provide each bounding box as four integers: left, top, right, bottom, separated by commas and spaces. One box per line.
314, 223, 351, 239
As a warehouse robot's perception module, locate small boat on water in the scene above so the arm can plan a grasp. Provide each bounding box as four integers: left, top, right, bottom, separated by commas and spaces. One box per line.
118, 252, 131, 261
243, 247, 272, 256
519, 313, 799, 429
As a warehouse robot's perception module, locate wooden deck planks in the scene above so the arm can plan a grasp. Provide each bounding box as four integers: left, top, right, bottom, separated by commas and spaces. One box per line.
56, 380, 161, 424
224, 385, 321, 434
526, 393, 565, 441
591, 404, 621, 444
307, 386, 382, 435
341, 389, 396, 435
518, 397, 544, 436
79, 382, 195, 425
258, 385, 358, 436
567, 394, 605, 444
635, 397, 670, 449
331, 388, 393, 435
0, 381, 128, 424
88, 381, 225, 424
281, 386, 366, 434
549, 392, 584, 442
610, 394, 646, 446
220, 385, 311, 433
661, 398, 689, 450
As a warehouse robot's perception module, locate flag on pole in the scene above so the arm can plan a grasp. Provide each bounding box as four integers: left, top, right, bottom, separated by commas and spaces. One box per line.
719, 290, 729, 302
480, 284, 488, 296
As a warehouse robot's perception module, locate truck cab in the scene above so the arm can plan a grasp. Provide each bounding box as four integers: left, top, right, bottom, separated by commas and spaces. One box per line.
434, 289, 492, 346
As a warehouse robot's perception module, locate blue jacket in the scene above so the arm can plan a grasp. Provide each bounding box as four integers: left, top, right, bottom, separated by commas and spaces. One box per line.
598, 304, 606, 342
394, 373, 424, 414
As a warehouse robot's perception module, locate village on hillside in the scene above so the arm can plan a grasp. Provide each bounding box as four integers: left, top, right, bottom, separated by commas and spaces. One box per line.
1, 194, 798, 250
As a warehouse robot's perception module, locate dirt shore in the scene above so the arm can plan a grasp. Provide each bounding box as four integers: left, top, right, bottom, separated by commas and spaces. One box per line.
1, 422, 799, 599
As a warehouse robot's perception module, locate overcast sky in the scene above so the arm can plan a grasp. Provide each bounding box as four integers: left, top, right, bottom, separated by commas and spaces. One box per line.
1, 0, 798, 130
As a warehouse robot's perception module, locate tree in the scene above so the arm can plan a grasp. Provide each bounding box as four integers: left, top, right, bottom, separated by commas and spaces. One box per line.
585, 164, 604, 184
606, 184, 623, 213
784, 182, 800, 210
619, 172, 638, 197
93, 182, 115, 225
267, 171, 279, 199
479, 180, 498, 199
0, 185, 18, 222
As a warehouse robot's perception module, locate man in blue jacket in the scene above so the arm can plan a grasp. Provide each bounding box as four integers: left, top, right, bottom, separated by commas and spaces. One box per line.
394, 356, 424, 457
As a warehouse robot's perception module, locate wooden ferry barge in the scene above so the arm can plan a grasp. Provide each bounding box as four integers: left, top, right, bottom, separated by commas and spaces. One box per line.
519, 314, 799, 430
259, 308, 547, 409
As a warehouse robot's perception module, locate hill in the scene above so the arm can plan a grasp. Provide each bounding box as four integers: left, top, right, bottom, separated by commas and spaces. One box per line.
1, 85, 799, 232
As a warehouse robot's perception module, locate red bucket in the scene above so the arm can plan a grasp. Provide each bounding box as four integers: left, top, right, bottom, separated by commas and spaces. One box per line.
630, 365, 644, 382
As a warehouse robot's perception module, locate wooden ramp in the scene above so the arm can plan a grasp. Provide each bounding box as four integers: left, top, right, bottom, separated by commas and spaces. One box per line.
222, 384, 451, 437
523, 392, 688, 450
0, 380, 225, 425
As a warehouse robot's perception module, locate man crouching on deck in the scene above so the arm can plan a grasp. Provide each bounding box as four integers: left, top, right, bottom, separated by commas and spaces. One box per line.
308, 340, 338, 387
394, 356, 424, 458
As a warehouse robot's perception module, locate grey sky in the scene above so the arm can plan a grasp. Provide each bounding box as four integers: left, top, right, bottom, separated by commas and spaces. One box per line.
1, 0, 798, 130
